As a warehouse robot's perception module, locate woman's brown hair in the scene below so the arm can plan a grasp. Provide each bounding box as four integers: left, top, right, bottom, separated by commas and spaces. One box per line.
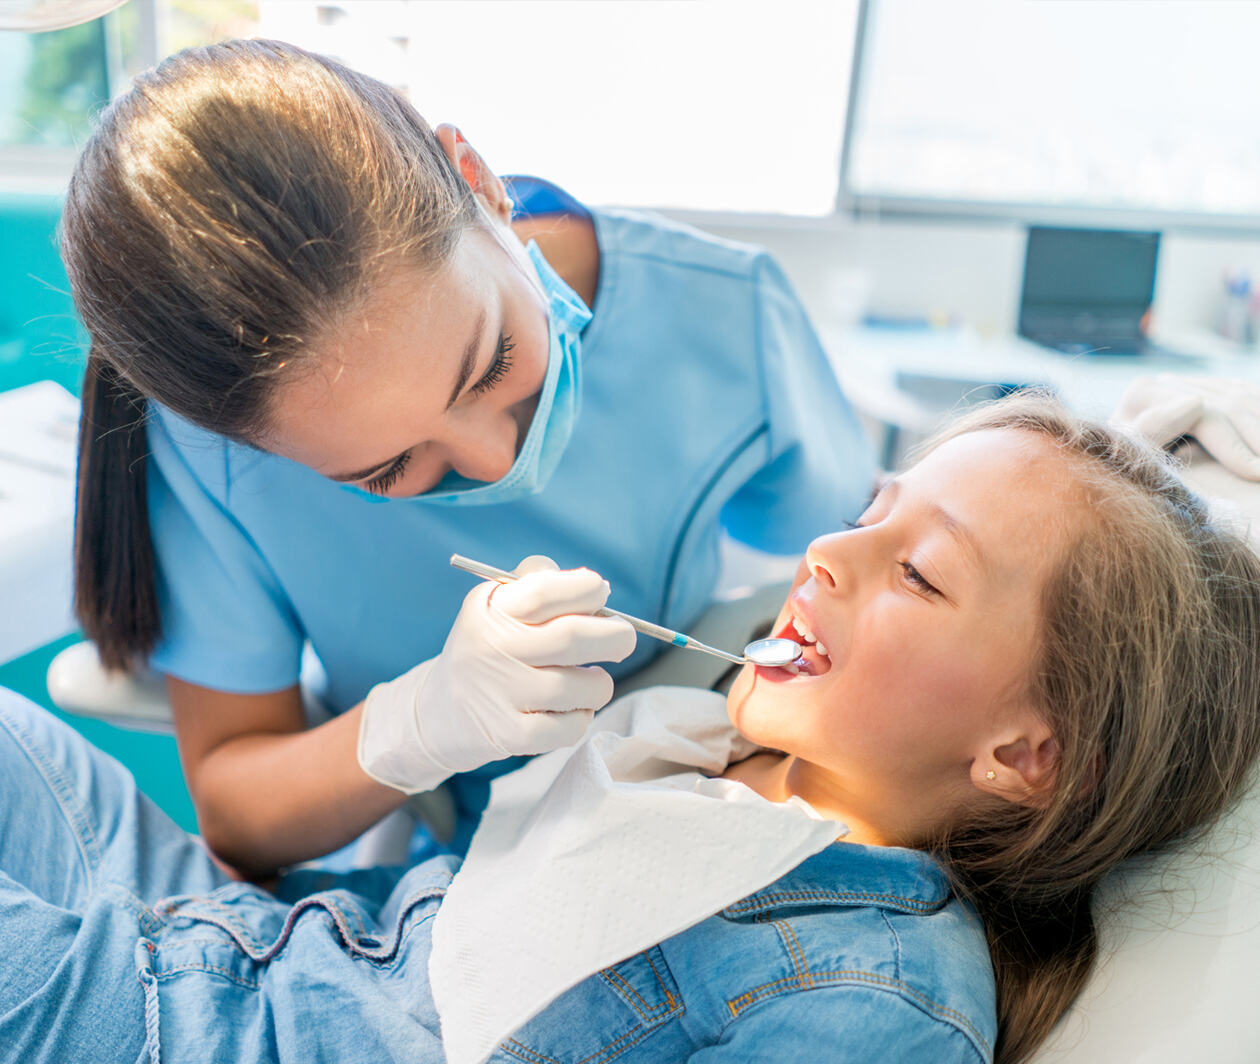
61, 39, 480, 670
923, 394, 1260, 1063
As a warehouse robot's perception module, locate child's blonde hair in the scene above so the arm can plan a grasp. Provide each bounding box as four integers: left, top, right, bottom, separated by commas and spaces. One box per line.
923, 393, 1260, 1064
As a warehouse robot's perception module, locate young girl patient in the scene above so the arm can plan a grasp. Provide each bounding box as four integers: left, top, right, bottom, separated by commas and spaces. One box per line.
3, 394, 1258, 1064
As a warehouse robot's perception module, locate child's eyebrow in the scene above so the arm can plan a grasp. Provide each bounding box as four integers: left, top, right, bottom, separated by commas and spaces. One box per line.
876, 478, 985, 573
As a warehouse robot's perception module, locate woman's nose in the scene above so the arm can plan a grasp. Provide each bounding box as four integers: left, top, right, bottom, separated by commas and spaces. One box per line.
440, 417, 518, 483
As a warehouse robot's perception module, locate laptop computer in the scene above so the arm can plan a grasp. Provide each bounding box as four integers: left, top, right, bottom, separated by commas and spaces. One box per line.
1018, 226, 1175, 357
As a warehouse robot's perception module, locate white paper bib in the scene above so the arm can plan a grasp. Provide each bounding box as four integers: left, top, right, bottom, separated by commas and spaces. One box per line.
429, 686, 846, 1064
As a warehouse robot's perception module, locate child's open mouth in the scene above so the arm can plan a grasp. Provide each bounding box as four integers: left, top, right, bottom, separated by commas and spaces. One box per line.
757, 614, 833, 680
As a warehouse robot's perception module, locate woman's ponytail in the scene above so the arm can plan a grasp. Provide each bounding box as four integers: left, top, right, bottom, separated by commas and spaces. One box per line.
74, 352, 159, 670
61, 39, 479, 670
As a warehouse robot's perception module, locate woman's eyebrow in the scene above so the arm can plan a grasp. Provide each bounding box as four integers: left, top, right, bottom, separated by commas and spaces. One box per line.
328, 308, 489, 483
444, 307, 487, 411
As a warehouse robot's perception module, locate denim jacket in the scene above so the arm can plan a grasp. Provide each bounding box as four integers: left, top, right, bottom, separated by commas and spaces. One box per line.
138, 841, 994, 1063
0, 689, 995, 1063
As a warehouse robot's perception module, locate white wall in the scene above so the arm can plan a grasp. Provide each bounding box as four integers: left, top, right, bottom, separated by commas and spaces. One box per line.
684, 211, 1260, 342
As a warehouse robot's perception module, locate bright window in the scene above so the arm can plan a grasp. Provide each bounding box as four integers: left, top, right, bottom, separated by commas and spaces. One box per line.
0, 20, 109, 148
847, 0, 1260, 220
251, 0, 860, 215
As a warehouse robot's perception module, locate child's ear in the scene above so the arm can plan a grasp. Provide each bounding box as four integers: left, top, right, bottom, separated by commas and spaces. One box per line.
973, 712, 1059, 809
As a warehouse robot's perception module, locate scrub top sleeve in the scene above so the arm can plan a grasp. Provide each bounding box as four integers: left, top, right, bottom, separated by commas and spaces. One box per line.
145, 412, 304, 694
720, 254, 877, 556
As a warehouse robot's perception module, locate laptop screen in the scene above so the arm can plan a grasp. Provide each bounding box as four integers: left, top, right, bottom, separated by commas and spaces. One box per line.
1018, 227, 1161, 350
1021, 226, 1160, 311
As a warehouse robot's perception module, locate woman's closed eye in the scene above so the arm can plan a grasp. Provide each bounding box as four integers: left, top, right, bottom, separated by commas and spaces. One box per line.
359, 333, 517, 496
362, 450, 412, 495
469, 334, 515, 397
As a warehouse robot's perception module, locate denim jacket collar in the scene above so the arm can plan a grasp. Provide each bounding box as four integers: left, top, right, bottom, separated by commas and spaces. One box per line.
722, 842, 951, 919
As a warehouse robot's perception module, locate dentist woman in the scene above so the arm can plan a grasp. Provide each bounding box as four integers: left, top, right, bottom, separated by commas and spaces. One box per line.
62, 40, 875, 875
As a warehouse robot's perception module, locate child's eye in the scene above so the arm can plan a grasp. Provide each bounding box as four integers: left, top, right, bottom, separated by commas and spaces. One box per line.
900, 561, 940, 596
469, 334, 515, 397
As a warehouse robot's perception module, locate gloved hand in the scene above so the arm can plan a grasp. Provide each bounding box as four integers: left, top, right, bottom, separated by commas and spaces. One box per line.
1111, 374, 1260, 481
358, 556, 637, 794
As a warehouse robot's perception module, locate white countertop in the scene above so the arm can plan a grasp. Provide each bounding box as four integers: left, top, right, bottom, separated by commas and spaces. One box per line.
0, 381, 78, 664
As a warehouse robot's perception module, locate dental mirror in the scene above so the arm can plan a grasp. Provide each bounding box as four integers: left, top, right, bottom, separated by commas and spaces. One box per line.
741, 637, 803, 668
449, 554, 802, 668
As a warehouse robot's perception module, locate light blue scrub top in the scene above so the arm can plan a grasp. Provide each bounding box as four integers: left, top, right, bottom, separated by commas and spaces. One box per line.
145, 177, 876, 712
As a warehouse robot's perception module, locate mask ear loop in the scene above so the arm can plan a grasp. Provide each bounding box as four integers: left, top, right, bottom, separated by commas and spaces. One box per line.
478, 194, 548, 308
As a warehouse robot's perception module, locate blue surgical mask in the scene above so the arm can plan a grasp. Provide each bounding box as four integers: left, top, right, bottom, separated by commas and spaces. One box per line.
341, 240, 590, 507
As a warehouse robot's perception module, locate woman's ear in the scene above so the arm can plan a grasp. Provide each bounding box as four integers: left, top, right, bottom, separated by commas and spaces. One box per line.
434, 124, 514, 222
973, 713, 1059, 808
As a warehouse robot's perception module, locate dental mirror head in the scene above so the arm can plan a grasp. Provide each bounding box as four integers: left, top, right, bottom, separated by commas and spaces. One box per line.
742, 637, 802, 668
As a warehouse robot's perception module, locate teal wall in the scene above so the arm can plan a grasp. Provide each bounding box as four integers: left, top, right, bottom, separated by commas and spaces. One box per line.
0, 193, 87, 395
0, 192, 196, 833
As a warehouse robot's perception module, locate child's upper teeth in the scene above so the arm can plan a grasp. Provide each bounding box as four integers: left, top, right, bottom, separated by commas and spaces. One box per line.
791, 617, 817, 644
815, 641, 829, 658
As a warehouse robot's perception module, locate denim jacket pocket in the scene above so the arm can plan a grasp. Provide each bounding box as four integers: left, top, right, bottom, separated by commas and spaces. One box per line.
493, 946, 687, 1064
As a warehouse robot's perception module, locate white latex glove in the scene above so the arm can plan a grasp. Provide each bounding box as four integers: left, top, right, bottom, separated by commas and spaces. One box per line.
358, 556, 637, 794
1111, 374, 1260, 481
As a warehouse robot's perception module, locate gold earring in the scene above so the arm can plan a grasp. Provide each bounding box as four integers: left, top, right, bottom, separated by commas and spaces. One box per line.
985, 770, 997, 781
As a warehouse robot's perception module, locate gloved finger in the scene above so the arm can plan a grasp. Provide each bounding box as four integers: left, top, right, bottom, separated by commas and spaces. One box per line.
1121, 394, 1203, 447
1191, 416, 1260, 481
1144, 375, 1260, 459
505, 614, 637, 666
513, 706, 595, 755
1203, 401, 1260, 458
515, 663, 616, 714
511, 555, 560, 576
1163, 374, 1253, 403
1111, 375, 1169, 424
493, 566, 611, 624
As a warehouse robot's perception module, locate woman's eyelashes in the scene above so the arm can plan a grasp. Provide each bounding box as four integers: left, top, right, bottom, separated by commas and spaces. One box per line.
469, 334, 515, 397
360, 334, 517, 496
363, 450, 412, 495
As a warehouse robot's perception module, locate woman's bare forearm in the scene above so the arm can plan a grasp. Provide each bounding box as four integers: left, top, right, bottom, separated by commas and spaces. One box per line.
192, 703, 407, 875
167, 679, 408, 877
